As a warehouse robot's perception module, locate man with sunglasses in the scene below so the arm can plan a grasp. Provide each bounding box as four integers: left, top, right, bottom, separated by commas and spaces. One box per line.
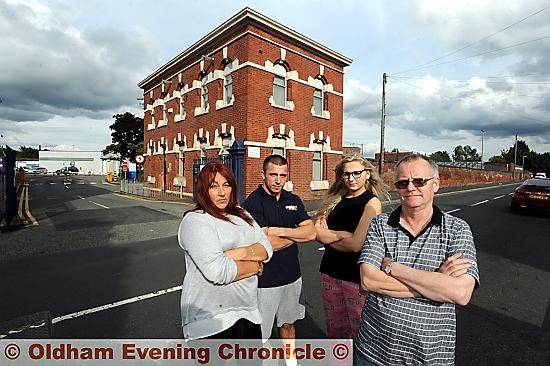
354, 154, 480, 366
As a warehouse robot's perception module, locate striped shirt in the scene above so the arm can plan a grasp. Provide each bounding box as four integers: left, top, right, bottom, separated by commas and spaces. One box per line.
356, 205, 480, 366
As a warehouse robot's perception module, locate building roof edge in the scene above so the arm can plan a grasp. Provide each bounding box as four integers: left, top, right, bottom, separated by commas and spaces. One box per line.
138, 7, 352, 89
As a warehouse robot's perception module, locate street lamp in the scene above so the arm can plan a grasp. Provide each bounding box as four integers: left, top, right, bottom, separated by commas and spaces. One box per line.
480, 129, 484, 169
159, 143, 167, 193
177, 140, 186, 176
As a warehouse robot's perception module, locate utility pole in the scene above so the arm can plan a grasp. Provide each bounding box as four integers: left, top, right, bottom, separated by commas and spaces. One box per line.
378, 72, 387, 176
513, 134, 518, 181
480, 129, 484, 170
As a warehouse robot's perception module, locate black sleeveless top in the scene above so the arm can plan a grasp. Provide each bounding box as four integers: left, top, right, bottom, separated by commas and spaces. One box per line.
319, 190, 375, 284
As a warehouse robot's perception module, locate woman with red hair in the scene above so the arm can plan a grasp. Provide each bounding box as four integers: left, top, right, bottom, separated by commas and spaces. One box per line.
178, 161, 273, 340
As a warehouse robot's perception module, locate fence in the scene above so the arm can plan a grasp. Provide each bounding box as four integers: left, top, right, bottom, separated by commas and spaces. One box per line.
119, 156, 229, 202
437, 161, 509, 172
119, 178, 192, 201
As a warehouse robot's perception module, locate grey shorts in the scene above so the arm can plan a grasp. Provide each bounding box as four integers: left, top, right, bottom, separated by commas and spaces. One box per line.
257, 277, 306, 339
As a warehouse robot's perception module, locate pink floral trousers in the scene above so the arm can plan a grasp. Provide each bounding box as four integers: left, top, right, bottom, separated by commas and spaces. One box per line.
321, 273, 366, 339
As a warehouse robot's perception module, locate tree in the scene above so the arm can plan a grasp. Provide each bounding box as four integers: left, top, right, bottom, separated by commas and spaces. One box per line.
103, 112, 143, 162
17, 146, 39, 159
500, 139, 530, 164
430, 150, 451, 162
488, 155, 506, 163
453, 145, 465, 162
452, 145, 480, 162
524, 151, 550, 174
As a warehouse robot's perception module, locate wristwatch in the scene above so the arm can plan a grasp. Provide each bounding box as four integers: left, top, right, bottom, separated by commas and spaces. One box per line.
384, 260, 395, 275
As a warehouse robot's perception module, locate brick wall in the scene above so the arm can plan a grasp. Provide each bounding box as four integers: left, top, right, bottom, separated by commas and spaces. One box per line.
142, 17, 347, 200
379, 162, 529, 191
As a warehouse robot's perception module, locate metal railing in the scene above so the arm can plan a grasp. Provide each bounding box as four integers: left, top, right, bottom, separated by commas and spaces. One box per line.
119, 179, 192, 201
437, 161, 509, 172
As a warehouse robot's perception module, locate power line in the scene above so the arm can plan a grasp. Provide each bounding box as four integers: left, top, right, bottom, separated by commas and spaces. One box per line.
387, 77, 425, 90
391, 75, 550, 85
394, 35, 550, 75
392, 5, 550, 76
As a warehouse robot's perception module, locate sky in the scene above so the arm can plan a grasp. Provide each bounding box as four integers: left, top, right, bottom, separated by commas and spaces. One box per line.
1, 0, 549, 160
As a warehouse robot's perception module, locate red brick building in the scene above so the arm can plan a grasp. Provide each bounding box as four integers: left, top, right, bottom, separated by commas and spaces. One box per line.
342, 146, 362, 157
138, 7, 351, 200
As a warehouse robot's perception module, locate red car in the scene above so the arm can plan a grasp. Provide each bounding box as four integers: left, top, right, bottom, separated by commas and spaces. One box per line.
511, 179, 550, 214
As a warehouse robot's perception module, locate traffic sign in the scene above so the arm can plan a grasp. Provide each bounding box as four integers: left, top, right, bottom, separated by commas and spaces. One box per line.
135, 155, 145, 164
121, 161, 129, 167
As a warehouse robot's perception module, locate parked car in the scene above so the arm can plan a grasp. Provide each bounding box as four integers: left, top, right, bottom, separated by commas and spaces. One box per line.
534, 172, 547, 179
33, 167, 48, 175
55, 166, 79, 175
511, 178, 550, 214
22, 165, 40, 175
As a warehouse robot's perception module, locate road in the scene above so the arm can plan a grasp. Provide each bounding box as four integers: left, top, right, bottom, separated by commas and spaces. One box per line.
0, 176, 549, 365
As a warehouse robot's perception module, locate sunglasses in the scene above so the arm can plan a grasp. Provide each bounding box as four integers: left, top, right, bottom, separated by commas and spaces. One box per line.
394, 177, 434, 189
342, 169, 366, 180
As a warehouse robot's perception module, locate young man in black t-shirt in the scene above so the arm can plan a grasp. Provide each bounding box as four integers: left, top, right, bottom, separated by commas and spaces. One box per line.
243, 155, 315, 366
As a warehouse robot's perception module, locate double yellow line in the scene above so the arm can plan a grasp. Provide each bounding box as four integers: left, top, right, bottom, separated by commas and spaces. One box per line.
18, 183, 39, 226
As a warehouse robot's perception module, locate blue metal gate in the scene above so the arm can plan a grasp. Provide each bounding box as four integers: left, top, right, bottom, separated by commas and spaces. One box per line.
1, 146, 17, 230
192, 140, 245, 204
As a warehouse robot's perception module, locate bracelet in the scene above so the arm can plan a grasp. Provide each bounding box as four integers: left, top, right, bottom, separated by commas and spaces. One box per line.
257, 262, 264, 276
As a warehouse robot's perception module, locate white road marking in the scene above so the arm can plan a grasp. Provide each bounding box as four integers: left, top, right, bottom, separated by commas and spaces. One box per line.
44, 187, 515, 327
493, 195, 506, 200
471, 200, 489, 206
89, 201, 109, 209
51, 285, 183, 324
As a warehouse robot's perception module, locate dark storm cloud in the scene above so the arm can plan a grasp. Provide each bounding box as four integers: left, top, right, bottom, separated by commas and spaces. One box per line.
0, 0, 160, 123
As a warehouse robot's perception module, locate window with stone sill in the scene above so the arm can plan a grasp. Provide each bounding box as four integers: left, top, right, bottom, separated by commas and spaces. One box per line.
147, 110, 156, 130
272, 64, 287, 107
272, 146, 285, 157
224, 63, 233, 105
201, 75, 208, 111
312, 150, 323, 181
175, 97, 186, 122
157, 105, 168, 127
313, 88, 323, 116
312, 77, 328, 117
200, 147, 207, 164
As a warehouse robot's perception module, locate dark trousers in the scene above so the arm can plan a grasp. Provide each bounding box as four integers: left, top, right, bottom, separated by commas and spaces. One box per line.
205, 318, 262, 339
204, 318, 263, 365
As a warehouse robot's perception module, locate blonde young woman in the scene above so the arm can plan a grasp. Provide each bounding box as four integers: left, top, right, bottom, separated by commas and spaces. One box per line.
315, 155, 388, 338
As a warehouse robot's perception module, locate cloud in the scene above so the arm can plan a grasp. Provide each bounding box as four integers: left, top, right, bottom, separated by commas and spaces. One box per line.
0, 0, 160, 124
1, 0, 549, 158
406, 0, 550, 77
343, 73, 550, 158
341, 0, 550, 158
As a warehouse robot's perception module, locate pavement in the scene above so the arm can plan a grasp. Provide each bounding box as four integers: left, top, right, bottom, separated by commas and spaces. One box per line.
4, 179, 520, 233
116, 182, 521, 217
